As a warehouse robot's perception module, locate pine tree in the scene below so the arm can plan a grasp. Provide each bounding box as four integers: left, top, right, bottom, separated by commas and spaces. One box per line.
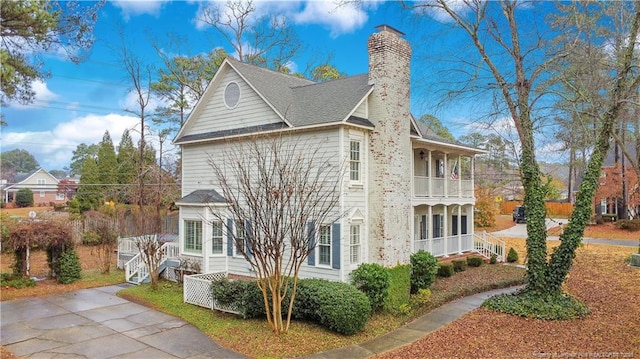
97, 131, 118, 202
75, 157, 101, 212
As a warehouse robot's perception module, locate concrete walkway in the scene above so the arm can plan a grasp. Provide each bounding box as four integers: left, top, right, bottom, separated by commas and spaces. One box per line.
0, 284, 247, 359
302, 286, 522, 358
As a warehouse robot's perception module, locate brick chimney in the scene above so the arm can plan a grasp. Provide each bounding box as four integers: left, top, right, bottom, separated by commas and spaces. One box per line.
367, 25, 413, 266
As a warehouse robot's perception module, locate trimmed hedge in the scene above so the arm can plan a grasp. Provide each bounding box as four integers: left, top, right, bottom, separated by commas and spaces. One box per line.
350, 263, 390, 312
507, 247, 519, 263
437, 263, 455, 277
212, 277, 371, 335
452, 259, 467, 272
293, 278, 371, 335
410, 250, 439, 294
467, 256, 484, 267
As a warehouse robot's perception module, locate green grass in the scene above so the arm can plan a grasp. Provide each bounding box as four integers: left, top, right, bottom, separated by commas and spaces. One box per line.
118, 264, 526, 358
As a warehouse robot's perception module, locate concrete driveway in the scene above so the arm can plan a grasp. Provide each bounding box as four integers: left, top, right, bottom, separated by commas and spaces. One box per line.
490, 217, 567, 237
1, 284, 247, 359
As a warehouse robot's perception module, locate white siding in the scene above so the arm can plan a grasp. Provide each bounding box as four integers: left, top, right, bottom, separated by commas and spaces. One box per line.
180, 127, 352, 281
188, 70, 283, 135
352, 101, 367, 118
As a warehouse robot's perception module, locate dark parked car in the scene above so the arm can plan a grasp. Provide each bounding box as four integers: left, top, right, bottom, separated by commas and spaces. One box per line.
512, 206, 526, 223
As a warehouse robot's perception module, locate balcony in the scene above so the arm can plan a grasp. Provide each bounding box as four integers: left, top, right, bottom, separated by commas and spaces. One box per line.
413, 176, 474, 198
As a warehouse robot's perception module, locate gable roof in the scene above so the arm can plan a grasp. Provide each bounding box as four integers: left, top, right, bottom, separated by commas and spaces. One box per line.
175, 189, 227, 205
413, 117, 486, 154
4, 168, 60, 191
174, 58, 374, 144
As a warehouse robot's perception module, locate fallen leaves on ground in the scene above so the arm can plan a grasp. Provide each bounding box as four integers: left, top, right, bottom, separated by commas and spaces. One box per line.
376, 244, 639, 358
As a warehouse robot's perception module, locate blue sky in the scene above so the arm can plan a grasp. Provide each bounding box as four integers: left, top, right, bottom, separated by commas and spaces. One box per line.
0, 0, 564, 171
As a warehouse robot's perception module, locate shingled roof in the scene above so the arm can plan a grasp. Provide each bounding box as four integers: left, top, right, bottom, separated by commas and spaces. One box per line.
176, 189, 227, 205
227, 59, 373, 127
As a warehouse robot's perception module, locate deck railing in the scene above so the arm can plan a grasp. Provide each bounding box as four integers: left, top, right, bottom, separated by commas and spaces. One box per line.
413, 176, 474, 198
414, 233, 503, 261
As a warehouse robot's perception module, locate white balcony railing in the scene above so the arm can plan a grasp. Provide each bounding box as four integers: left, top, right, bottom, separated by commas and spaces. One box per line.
413, 176, 473, 198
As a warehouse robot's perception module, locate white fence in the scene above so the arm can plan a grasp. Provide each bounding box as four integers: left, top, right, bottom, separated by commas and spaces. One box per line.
183, 272, 240, 314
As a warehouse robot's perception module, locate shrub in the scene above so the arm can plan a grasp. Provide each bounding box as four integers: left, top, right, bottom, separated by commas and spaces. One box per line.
483, 290, 589, 320
82, 231, 100, 246
507, 247, 519, 263
0, 273, 36, 288
410, 250, 439, 294
614, 219, 640, 232
602, 213, 617, 222
437, 263, 455, 277
55, 248, 82, 284
452, 259, 467, 272
383, 264, 411, 315
350, 263, 390, 312
211, 278, 275, 319
490, 253, 498, 264
467, 256, 484, 267
410, 288, 432, 309
294, 278, 371, 335
15, 188, 34, 208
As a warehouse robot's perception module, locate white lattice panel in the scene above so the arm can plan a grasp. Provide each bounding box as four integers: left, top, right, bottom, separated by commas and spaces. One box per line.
183, 272, 240, 314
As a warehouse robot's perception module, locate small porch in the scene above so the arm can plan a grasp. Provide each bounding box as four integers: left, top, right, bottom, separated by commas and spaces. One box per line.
117, 235, 181, 284
412, 148, 475, 199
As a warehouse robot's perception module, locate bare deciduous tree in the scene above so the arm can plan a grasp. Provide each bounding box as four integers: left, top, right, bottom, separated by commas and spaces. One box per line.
402, 0, 640, 315
198, 0, 301, 71
208, 136, 344, 335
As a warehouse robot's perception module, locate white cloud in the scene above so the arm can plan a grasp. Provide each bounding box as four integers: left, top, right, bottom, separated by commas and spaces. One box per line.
118, 89, 163, 114
0, 114, 141, 171
293, 1, 369, 37
112, 0, 168, 20
194, 1, 374, 37
9, 80, 58, 109
412, 0, 470, 23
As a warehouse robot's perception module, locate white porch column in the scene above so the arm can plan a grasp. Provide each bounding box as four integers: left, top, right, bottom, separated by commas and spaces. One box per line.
470, 204, 475, 236
443, 153, 448, 198
471, 156, 475, 198
457, 205, 463, 254
458, 155, 462, 198
443, 205, 449, 257
202, 217, 210, 273
427, 150, 432, 197
428, 206, 433, 254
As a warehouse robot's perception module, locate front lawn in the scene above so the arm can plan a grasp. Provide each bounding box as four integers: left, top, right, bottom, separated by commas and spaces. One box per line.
118, 263, 526, 358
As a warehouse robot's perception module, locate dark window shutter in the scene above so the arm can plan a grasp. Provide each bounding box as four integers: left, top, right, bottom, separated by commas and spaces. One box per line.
226, 219, 234, 256
245, 219, 253, 258
331, 222, 340, 269
307, 221, 315, 265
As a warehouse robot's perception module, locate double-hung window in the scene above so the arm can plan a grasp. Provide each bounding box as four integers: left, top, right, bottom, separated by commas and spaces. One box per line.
184, 220, 202, 253
318, 225, 331, 266
350, 140, 361, 182
212, 221, 223, 254
350, 224, 360, 264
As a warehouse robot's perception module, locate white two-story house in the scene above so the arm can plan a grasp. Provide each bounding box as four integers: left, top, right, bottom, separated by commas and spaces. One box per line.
172, 25, 496, 283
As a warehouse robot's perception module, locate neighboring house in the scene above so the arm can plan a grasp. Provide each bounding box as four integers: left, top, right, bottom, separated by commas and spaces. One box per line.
3, 168, 70, 206
166, 25, 498, 283
595, 143, 640, 219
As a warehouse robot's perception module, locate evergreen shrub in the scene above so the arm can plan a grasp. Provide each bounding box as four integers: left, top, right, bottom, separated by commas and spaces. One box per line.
490, 253, 498, 264
467, 256, 484, 267
507, 247, 519, 263
350, 263, 390, 312
452, 259, 467, 272
294, 278, 371, 335
437, 263, 455, 277
55, 248, 82, 284
410, 250, 439, 294
15, 188, 34, 208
